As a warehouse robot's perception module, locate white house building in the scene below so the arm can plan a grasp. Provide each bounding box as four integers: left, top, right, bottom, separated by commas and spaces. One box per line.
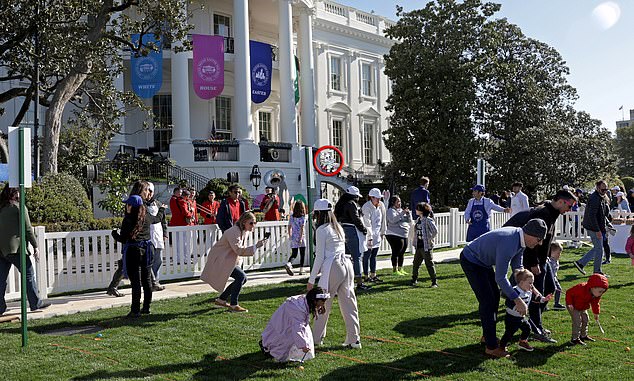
1, 0, 395, 202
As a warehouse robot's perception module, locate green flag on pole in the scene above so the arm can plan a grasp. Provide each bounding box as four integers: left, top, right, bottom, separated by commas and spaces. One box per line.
294, 55, 300, 105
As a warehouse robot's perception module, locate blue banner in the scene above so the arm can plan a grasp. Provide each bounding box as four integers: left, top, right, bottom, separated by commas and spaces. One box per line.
131, 34, 163, 99
250, 40, 272, 104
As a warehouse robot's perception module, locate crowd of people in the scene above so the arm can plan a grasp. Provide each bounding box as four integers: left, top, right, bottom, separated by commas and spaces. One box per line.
1, 175, 623, 365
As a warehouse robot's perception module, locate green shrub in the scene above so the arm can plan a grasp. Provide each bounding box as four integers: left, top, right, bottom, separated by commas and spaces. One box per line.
26, 173, 93, 223
621, 177, 634, 192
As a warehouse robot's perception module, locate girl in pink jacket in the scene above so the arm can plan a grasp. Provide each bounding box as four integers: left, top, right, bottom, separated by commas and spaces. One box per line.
260, 287, 329, 362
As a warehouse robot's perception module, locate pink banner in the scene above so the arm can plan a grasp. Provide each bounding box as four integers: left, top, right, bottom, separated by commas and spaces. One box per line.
193, 34, 225, 99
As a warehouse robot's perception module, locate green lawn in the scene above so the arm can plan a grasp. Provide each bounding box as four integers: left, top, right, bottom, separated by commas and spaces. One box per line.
1, 249, 633, 380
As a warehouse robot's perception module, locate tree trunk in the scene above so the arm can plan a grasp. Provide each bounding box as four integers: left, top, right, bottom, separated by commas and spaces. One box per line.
42, 61, 91, 175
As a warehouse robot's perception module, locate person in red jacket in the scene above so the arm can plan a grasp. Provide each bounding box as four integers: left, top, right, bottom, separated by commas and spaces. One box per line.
200, 191, 220, 225
261, 186, 281, 221
566, 273, 608, 346
168, 187, 194, 264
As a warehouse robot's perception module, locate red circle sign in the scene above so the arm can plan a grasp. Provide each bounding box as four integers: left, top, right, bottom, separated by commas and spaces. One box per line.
313, 146, 344, 176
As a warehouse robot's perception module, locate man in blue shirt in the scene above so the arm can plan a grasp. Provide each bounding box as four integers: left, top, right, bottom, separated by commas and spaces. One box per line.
410, 176, 430, 218
460, 218, 547, 358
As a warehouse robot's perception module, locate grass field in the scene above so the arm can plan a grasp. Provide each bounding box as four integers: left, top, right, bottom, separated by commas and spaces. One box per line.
1, 248, 633, 380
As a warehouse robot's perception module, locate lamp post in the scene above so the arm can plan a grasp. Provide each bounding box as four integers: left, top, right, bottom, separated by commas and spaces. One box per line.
250, 165, 262, 189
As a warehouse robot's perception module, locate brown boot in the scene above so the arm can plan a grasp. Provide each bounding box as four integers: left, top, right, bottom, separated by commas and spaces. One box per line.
485, 347, 510, 358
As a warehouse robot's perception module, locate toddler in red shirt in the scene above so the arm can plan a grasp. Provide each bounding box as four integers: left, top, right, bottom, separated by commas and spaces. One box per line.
565, 273, 608, 345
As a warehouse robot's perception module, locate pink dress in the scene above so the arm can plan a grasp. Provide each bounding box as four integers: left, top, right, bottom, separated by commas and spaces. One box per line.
261, 295, 315, 362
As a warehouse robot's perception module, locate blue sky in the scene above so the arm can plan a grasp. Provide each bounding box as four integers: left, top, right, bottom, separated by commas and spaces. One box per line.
342, 0, 632, 133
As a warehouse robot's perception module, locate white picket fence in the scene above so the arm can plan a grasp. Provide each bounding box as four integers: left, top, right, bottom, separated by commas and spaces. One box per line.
6, 209, 593, 302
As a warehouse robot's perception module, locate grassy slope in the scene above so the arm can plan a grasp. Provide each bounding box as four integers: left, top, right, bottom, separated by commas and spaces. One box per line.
1, 248, 633, 380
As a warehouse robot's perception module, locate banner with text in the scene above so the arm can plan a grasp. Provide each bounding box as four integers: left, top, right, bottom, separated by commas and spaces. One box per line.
250, 41, 272, 104
193, 34, 225, 99
130, 34, 163, 99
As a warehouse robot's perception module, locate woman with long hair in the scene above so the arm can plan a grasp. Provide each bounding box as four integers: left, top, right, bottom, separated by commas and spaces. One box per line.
285, 200, 307, 276
334, 186, 370, 291
308, 199, 361, 349
0, 185, 50, 315
200, 212, 268, 312
111, 193, 166, 318
385, 195, 412, 275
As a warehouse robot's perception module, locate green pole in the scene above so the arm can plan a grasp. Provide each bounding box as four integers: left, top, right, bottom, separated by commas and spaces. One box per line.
18, 125, 28, 348
304, 147, 314, 269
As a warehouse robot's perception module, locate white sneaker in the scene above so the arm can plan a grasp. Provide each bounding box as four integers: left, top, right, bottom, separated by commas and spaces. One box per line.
284, 263, 294, 276
343, 340, 362, 349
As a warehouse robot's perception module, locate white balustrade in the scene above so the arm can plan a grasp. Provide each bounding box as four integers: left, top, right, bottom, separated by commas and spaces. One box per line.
6, 210, 595, 302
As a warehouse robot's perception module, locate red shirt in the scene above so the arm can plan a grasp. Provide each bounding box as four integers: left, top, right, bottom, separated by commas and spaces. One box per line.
201, 200, 220, 225
227, 197, 241, 225
262, 194, 280, 221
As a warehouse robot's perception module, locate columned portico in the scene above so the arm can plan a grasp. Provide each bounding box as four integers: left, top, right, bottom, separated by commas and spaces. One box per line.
108, 72, 126, 157
278, 0, 298, 146
298, 6, 317, 147
234, 0, 259, 162
170, 24, 194, 164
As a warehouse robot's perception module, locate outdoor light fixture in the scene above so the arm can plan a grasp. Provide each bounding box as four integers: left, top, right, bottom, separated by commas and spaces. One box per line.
250, 165, 262, 189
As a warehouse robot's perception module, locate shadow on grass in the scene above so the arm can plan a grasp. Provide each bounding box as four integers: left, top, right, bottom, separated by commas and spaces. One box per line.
321, 343, 489, 380
0, 306, 223, 336
71, 351, 288, 381
393, 311, 481, 339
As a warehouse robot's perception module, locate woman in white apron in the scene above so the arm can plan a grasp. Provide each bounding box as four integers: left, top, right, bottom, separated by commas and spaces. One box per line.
307, 199, 361, 349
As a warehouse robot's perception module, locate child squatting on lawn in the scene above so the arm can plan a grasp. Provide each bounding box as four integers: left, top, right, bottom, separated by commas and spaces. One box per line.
500, 269, 552, 352
260, 287, 330, 363
566, 273, 609, 346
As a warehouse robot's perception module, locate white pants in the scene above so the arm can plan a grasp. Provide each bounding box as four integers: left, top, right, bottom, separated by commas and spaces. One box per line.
312, 258, 360, 345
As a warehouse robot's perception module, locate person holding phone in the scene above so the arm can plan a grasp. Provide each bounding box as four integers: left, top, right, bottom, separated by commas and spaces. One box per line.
200, 212, 268, 313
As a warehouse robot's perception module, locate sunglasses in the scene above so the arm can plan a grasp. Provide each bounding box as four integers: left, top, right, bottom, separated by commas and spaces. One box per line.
248, 221, 256, 226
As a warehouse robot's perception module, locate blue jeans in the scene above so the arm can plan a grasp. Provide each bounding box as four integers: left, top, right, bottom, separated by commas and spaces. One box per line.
219, 266, 247, 306
152, 248, 163, 281
460, 252, 500, 350
342, 225, 362, 278
578, 231, 604, 274
363, 247, 379, 275
0, 254, 42, 314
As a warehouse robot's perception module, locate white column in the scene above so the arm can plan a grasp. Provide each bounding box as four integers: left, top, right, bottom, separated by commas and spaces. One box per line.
234, 0, 253, 142
169, 36, 194, 164
109, 73, 126, 149
298, 7, 316, 147
170, 42, 191, 144
278, 0, 297, 145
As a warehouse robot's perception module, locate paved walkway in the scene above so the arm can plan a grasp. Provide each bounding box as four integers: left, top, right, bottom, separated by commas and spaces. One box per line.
3, 249, 462, 321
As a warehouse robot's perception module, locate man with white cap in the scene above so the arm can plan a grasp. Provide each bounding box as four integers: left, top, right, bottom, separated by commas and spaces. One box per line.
334, 186, 370, 291
362, 188, 387, 283
460, 218, 548, 358
308, 199, 361, 349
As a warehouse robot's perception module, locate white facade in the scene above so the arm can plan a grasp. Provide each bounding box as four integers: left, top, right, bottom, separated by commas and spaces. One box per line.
0, 0, 395, 198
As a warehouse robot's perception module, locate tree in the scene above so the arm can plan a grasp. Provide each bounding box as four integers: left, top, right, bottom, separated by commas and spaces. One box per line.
615, 124, 634, 177
384, 0, 498, 206
384, 0, 615, 205
0, 0, 193, 174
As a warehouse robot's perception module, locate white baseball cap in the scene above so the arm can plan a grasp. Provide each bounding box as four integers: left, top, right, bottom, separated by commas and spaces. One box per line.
616, 191, 625, 198
346, 186, 362, 197
313, 198, 332, 211
368, 188, 382, 198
